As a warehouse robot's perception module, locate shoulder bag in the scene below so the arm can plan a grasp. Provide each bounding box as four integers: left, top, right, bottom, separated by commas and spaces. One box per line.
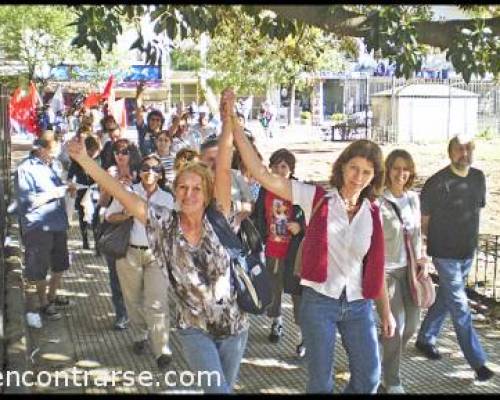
96, 217, 134, 259
386, 199, 436, 308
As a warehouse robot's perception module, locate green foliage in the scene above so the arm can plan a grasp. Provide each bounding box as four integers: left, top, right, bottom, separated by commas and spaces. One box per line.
300, 111, 311, 120
331, 113, 347, 123
364, 6, 429, 79
476, 127, 494, 140
170, 48, 202, 71
66, 5, 500, 85
447, 20, 500, 83
0, 5, 78, 80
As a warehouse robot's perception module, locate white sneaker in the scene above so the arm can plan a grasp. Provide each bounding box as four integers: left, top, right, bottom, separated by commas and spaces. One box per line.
26, 312, 43, 329
386, 384, 405, 394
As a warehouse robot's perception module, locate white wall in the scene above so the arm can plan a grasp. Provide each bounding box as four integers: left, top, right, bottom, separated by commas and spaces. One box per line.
397, 97, 478, 143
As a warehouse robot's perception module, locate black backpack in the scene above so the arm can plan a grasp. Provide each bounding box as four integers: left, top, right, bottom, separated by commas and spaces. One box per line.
206, 205, 272, 315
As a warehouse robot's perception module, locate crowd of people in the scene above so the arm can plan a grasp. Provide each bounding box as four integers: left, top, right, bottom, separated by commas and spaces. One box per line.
14, 85, 494, 393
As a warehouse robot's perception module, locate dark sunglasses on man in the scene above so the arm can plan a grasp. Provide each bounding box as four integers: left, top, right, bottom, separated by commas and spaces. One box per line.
140, 165, 163, 174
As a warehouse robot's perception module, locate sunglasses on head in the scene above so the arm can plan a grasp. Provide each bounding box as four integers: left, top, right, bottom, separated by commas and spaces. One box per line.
141, 165, 163, 174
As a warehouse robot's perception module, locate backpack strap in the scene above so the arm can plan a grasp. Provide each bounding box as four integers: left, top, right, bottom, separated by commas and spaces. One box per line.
205, 204, 243, 259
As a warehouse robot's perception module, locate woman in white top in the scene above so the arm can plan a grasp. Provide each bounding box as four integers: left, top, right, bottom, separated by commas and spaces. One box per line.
379, 149, 429, 394
221, 89, 395, 394
106, 154, 174, 370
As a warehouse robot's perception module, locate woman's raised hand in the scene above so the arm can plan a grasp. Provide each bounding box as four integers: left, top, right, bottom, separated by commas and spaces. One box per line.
220, 88, 236, 122
66, 136, 88, 164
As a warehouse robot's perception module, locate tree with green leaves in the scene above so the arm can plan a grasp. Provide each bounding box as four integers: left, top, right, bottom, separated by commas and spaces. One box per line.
69, 5, 499, 83
0, 6, 77, 82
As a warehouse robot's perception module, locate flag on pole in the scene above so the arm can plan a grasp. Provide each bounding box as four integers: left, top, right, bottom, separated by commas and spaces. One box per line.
101, 75, 115, 100
83, 75, 115, 108
9, 83, 39, 135
83, 92, 101, 108
50, 85, 65, 114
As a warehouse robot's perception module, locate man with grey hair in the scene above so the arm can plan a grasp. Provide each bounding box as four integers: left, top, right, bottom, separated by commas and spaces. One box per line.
15, 138, 75, 327
415, 134, 494, 381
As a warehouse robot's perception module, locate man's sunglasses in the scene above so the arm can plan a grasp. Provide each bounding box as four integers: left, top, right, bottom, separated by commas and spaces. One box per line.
114, 149, 130, 156
141, 165, 163, 174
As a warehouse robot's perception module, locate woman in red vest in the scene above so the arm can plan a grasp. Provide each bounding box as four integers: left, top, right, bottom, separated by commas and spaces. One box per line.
221, 89, 395, 394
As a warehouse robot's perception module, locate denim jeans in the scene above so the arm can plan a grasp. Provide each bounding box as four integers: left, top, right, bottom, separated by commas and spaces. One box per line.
299, 286, 380, 394
177, 327, 249, 393
417, 257, 487, 369
105, 255, 128, 321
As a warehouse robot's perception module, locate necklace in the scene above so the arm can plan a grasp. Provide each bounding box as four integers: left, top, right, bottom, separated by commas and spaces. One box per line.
339, 191, 360, 213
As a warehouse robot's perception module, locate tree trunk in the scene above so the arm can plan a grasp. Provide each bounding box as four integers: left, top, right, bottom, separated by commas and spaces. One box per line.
288, 83, 296, 126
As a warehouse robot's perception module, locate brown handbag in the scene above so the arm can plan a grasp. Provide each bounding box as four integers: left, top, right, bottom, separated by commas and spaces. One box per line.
293, 196, 326, 277
386, 199, 436, 308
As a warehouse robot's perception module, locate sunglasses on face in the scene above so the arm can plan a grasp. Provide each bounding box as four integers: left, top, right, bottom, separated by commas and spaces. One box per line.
114, 149, 130, 156
140, 165, 163, 174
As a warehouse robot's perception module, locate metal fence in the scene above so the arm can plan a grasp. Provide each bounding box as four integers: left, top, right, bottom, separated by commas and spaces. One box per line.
469, 234, 500, 303
336, 77, 500, 144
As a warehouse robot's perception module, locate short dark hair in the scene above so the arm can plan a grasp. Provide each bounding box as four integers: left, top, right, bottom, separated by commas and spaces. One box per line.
147, 110, 165, 126
200, 138, 219, 154
269, 148, 296, 176
329, 139, 384, 202
84, 135, 100, 155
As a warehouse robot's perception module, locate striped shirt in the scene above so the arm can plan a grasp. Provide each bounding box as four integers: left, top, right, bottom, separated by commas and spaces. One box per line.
158, 153, 175, 186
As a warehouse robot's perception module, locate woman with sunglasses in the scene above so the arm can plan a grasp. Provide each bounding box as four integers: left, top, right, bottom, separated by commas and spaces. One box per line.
98, 138, 138, 331
105, 154, 174, 370
65, 91, 249, 393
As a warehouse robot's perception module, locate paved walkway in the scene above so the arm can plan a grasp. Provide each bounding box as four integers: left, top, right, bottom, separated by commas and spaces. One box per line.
6, 222, 499, 394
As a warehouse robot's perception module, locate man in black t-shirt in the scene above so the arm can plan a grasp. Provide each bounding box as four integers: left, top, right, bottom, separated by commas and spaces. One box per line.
415, 135, 494, 382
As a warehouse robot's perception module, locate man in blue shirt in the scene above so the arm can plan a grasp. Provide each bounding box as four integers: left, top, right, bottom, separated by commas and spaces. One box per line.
15, 138, 75, 324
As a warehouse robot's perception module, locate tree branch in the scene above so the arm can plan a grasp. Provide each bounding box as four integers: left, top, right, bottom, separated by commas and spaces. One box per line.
265, 5, 500, 50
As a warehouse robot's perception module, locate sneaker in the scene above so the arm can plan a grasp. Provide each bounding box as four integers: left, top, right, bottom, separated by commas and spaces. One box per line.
386, 384, 405, 394
157, 354, 173, 370
133, 339, 148, 355
269, 322, 283, 343
40, 303, 62, 321
49, 295, 74, 308
113, 317, 129, 330
475, 365, 494, 382
296, 342, 306, 358
415, 340, 441, 360
26, 312, 43, 329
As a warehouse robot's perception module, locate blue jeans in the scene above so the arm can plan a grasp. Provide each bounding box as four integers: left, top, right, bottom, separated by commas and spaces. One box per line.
177, 327, 248, 393
299, 287, 380, 393
417, 257, 486, 369
105, 255, 128, 321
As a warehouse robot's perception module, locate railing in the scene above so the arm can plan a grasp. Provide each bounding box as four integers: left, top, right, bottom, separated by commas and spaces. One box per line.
469, 234, 500, 303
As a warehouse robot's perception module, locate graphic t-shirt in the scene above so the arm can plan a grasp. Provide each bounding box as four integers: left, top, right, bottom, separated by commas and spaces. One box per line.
264, 190, 293, 258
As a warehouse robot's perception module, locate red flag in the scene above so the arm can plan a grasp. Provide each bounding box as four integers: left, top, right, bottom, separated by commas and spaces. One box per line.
101, 75, 115, 100
9, 83, 39, 135
84, 92, 102, 108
